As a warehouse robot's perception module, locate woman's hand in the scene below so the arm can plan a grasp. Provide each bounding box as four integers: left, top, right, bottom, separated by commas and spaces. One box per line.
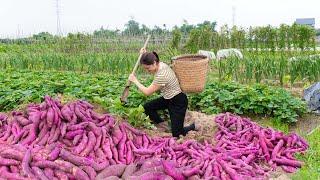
128, 73, 138, 83
140, 48, 147, 54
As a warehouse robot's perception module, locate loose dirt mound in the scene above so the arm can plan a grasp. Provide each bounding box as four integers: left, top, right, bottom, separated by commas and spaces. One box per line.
145, 111, 218, 144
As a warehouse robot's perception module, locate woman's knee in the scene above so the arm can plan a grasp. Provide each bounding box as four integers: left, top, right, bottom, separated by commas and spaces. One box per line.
143, 102, 151, 112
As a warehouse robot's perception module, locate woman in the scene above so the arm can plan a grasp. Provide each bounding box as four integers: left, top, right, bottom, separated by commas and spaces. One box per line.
128, 48, 196, 138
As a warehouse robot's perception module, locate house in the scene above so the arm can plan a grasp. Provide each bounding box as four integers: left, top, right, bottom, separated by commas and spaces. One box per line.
295, 18, 315, 28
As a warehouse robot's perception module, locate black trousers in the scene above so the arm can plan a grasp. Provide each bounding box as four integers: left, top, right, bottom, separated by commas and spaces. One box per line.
143, 93, 194, 137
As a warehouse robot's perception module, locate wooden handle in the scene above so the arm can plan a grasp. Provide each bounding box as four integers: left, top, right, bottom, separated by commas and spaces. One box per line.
131, 35, 151, 74
126, 35, 151, 86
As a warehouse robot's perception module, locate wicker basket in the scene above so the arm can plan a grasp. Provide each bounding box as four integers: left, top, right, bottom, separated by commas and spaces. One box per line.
171, 54, 209, 93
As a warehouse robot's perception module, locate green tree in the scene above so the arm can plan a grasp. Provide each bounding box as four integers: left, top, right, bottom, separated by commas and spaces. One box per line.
170, 28, 182, 49
123, 19, 141, 36
32, 32, 54, 41
93, 27, 118, 37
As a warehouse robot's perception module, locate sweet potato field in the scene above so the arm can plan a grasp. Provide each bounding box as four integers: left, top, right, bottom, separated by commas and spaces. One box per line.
1, 31, 320, 179
0, 95, 309, 179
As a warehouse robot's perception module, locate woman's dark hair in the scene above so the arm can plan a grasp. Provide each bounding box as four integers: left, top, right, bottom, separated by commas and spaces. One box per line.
140, 51, 160, 65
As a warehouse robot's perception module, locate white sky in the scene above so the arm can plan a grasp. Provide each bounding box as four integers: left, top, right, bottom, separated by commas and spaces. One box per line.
0, 0, 319, 38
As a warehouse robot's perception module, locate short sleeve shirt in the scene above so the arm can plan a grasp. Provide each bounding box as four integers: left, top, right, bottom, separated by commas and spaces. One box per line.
152, 62, 182, 99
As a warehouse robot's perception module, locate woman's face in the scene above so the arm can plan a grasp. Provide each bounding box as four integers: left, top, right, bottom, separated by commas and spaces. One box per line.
142, 62, 158, 74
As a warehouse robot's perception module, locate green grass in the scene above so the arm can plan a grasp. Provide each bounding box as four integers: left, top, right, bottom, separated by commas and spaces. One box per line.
292, 128, 320, 179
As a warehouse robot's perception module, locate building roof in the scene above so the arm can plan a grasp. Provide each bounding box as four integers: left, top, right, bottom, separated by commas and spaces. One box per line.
295, 18, 315, 26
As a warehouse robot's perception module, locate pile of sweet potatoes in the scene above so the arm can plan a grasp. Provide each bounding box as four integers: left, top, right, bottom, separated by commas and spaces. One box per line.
0, 96, 308, 179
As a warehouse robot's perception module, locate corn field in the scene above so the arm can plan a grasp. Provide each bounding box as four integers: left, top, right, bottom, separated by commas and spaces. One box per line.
214, 52, 320, 86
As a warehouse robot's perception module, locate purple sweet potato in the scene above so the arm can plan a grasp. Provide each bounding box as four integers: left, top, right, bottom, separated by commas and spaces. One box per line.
75, 105, 88, 121
97, 118, 109, 127
258, 132, 270, 161
71, 166, 90, 180
111, 125, 123, 145
22, 149, 35, 178
59, 149, 93, 166
38, 133, 50, 146
104, 176, 121, 180
95, 164, 127, 180
32, 160, 60, 169
54, 159, 75, 173
110, 137, 119, 163
122, 122, 145, 136
80, 131, 96, 156
74, 132, 88, 154
0, 166, 28, 180
95, 148, 107, 162
281, 165, 297, 173
20, 125, 37, 145
94, 134, 102, 151
117, 125, 127, 163
182, 165, 201, 177
48, 146, 61, 161
126, 141, 133, 164
60, 122, 67, 138
133, 148, 155, 155
122, 164, 139, 179
40, 111, 47, 121
271, 139, 284, 160
46, 108, 55, 127
0, 124, 12, 141
61, 105, 73, 122
48, 124, 61, 143
204, 163, 213, 178
43, 168, 55, 179
80, 166, 96, 180
54, 169, 69, 180
92, 161, 110, 171
65, 129, 84, 140
67, 122, 89, 131
218, 158, 242, 180
87, 122, 101, 136
0, 156, 20, 166
15, 116, 32, 126
132, 165, 164, 176
162, 160, 185, 180
32, 166, 49, 180
129, 172, 173, 180
102, 138, 113, 159
0, 148, 24, 161
273, 158, 303, 167
28, 111, 41, 125
142, 134, 149, 149
73, 134, 83, 145
34, 123, 49, 144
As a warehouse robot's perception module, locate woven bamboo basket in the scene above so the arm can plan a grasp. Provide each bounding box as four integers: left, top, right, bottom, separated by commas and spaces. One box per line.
171, 54, 209, 93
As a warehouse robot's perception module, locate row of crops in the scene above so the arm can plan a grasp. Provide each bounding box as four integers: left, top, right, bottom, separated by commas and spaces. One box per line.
1, 43, 319, 86
215, 52, 320, 85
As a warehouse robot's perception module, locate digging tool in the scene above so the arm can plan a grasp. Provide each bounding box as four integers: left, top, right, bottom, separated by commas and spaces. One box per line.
120, 35, 151, 104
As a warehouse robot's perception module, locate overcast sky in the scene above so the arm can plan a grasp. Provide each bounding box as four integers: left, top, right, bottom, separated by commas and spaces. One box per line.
0, 0, 319, 38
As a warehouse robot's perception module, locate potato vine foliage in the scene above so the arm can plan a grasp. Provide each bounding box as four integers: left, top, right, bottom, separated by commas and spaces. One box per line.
0, 70, 306, 124
189, 82, 306, 123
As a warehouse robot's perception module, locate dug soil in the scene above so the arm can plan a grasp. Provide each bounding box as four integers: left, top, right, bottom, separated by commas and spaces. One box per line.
144, 111, 218, 145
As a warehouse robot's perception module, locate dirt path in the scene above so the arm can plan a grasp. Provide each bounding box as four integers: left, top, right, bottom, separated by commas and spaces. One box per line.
290, 113, 320, 136
284, 86, 320, 135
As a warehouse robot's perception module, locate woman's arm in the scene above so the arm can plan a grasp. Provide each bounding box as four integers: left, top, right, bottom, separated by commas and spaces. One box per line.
129, 74, 161, 96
